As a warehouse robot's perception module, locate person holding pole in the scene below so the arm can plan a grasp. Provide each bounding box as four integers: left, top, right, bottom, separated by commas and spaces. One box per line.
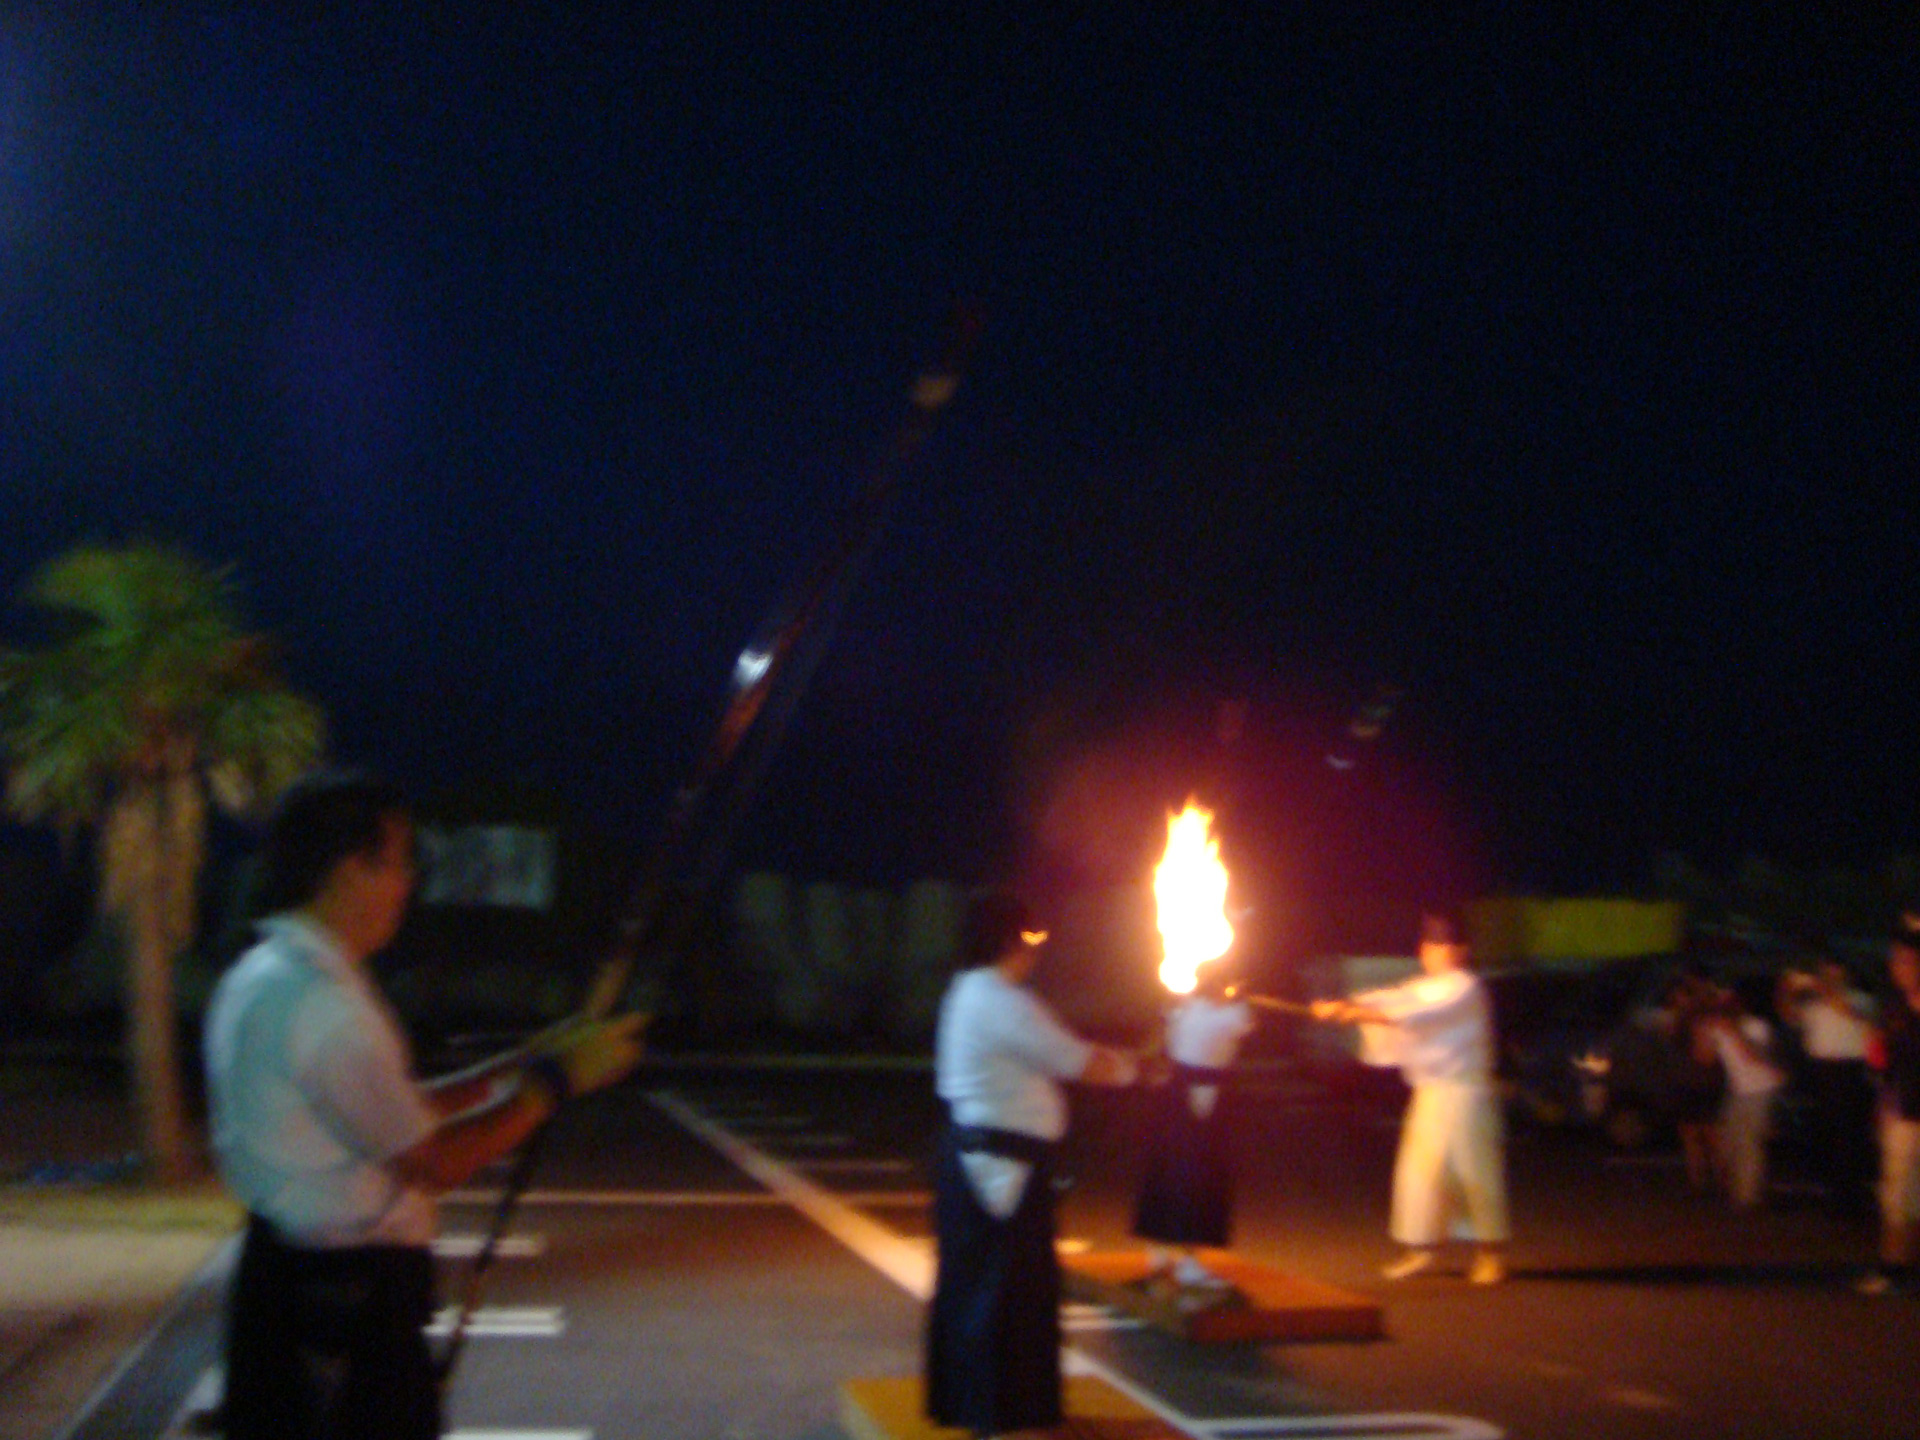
204, 769, 646, 1440
1312, 909, 1510, 1285
926, 893, 1139, 1439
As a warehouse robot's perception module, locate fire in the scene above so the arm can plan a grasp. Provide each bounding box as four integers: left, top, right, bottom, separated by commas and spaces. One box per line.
1153, 800, 1234, 994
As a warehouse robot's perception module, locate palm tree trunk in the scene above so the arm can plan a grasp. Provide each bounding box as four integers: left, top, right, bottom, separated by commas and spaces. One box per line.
104, 785, 197, 1185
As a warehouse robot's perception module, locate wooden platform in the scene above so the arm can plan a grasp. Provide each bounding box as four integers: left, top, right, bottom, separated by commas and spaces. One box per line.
1061, 1248, 1384, 1344
840, 1375, 1181, 1440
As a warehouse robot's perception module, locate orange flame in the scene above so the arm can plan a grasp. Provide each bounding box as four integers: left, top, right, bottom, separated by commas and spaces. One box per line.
1153, 800, 1234, 994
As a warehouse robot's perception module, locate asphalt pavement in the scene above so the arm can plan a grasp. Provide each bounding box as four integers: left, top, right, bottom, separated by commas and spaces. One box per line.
36, 1062, 1920, 1440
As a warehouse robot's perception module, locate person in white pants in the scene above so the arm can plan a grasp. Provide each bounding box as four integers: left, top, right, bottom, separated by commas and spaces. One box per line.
1314, 911, 1509, 1285
1707, 992, 1786, 1208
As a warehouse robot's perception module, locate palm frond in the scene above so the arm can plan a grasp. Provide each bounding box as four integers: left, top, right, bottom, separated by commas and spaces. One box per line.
2, 544, 327, 828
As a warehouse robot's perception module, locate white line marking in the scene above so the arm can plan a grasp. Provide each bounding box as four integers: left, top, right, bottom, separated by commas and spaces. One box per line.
56, 1237, 239, 1440
650, 1091, 936, 1298
445, 1431, 593, 1439
1062, 1313, 1148, 1332
157, 1365, 224, 1440
426, 1306, 564, 1338
433, 1234, 548, 1258
653, 1092, 1506, 1440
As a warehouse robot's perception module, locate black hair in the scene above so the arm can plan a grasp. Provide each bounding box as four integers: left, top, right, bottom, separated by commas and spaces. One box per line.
1420, 907, 1467, 947
964, 891, 1041, 969
254, 768, 410, 916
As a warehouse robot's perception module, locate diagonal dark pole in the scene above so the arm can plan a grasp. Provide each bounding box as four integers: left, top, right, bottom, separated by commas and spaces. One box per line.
586, 303, 981, 1020
438, 305, 981, 1388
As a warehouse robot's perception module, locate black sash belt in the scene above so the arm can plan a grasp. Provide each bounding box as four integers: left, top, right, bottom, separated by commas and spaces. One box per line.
950, 1124, 1057, 1165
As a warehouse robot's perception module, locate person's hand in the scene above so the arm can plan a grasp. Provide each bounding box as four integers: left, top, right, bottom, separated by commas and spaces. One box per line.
534, 1012, 649, 1098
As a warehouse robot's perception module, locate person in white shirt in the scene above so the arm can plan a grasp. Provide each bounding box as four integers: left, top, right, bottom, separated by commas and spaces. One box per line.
1314, 911, 1509, 1285
1780, 957, 1877, 1218
1705, 990, 1787, 1208
1131, 971, 1256, 1285
925, 893, 1138, 1440
205, 770, 643, 1440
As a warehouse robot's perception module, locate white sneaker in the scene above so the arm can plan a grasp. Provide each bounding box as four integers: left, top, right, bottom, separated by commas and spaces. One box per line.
1854, 1270, 1896, 1296
1382, 1249, 1435, 1281
1469, 1253, 1507, 1286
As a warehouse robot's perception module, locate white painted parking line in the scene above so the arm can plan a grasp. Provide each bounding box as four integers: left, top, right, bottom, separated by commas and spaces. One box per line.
446, 1431, 593, 1439
434, 1234, 548, 1258
158, 1365, 223, 1439
650, 1092, 936, 1298
426, 1306, 565, 1338
1061, 1303, 1146, 1333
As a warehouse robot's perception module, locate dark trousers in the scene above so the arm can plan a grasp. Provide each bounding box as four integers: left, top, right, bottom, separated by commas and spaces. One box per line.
1133, 1079, 1234, 1248
225, 1214, 440, 1440
1807, 1059, 1876, 1219
925, 1127, 1062, 1436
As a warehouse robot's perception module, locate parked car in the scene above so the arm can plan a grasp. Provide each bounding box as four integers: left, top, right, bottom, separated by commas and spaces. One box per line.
1492, 951, 1819, 1151
1487, 959, 1653, 1132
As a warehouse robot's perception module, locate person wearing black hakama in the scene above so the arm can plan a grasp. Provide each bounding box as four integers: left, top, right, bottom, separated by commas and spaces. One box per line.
1132, 983, 1255, 1279
925, 895, 1139, 1438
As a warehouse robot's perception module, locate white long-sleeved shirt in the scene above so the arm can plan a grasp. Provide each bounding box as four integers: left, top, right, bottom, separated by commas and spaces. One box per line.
1354, 968, 1495, 1087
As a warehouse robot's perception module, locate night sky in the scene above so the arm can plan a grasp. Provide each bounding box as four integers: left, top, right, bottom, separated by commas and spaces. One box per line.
2, 9, 1915, 918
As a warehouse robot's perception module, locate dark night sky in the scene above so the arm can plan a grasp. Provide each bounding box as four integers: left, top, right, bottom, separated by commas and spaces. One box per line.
1, 8, 1915, 915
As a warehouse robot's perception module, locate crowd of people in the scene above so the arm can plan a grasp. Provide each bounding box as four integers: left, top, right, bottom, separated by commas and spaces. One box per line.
1650, 926, 1920, 1283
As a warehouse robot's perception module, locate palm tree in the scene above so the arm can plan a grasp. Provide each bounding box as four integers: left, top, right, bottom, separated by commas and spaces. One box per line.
0, 544, 324, 1183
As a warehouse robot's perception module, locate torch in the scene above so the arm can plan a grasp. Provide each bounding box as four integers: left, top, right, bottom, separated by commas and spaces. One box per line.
1148, 801, 1323, 1020
1153, 800, 1235, 996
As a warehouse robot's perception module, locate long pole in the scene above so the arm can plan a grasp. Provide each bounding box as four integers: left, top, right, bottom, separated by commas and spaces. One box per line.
584, 304, 981, 1020
438, 306, 981, 1387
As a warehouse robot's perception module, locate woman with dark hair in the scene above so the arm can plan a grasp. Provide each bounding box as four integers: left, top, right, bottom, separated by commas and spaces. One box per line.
925, 892, 1139, 1438
205, 769, 646, 1439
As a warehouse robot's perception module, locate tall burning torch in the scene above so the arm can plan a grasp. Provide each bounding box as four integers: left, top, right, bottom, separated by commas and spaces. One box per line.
1152, 800, 1316, 1019
1154, 801, 1235, 995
